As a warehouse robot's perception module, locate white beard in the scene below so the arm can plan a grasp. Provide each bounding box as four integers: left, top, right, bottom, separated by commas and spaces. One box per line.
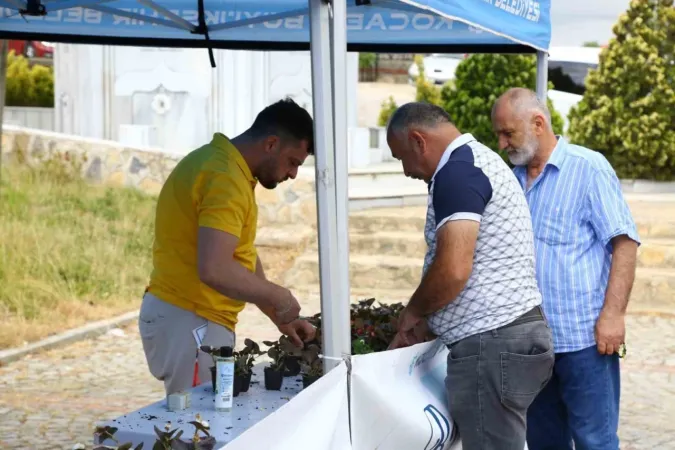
507, 132, 538, 166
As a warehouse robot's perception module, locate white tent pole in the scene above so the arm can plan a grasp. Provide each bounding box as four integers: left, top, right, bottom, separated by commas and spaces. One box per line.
535, 50, 548, 102
308, 0, 349, 373
329, 0, 352, 357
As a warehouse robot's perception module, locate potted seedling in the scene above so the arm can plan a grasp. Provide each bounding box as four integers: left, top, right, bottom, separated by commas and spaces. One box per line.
151, 415, 215, 450
262, 339, 287, 390
200, 345, 236, 393
283, 353, 302, 377
276, 335, 304, 377
349, 298, 421, 353
299, 343, 323, 388
233, 338, 263, 396
198, 345, 219, 392
91, 413, 215, 450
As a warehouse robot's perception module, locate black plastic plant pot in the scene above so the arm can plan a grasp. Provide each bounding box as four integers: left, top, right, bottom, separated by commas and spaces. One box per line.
210, 366, 216, 392
233, 377, 241, 397
264, 367, 284, 391
283, 356, 302, 377
238, 372, 252, 393
302, 374, 321, 389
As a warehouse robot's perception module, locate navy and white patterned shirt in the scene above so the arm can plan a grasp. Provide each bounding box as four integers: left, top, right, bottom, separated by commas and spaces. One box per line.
424, 133, 542, 346
513, 137, 640, 353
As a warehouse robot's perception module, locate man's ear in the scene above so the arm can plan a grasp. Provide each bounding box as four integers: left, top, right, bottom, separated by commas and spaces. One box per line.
264, 135, 281, 154
409, 130, 426, 155
533, 113, 547, 135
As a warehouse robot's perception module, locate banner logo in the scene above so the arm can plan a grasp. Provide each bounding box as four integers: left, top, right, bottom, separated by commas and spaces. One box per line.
423, 404, 453, 450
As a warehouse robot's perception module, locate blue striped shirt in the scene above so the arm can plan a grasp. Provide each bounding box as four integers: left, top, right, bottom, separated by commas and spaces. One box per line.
513, 137, 640, 353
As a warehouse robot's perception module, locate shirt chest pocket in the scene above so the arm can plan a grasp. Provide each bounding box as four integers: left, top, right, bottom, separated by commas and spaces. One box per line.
534, 205, 583, 246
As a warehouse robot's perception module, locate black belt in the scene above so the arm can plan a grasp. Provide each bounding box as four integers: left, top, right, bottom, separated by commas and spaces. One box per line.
446, 306, 546, 350
499, 305, 545, 330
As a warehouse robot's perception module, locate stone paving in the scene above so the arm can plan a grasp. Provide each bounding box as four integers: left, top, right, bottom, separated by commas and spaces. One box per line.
0, 311, 674, 449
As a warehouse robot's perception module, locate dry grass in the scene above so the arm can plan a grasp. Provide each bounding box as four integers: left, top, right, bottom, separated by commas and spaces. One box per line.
0, 152, 305, 350
0, 154, 156, 349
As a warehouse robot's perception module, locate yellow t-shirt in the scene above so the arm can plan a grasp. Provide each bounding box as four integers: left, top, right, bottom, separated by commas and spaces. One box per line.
147, 133, 258, 331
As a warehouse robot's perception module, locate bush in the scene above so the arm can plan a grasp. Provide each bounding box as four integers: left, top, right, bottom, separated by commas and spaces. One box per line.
377, 96, 398, 127
5, 50, 55, 107
413, 55, 442, 105
440, 53, 564, 162
30, 64, 54, 106
359, 52, 376, 69
567, 0, 675, 181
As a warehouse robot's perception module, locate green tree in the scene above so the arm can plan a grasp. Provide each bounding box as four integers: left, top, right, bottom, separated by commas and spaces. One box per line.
440, 53, 564, 162
567, 0, 675, 181
5, 51, 55, 107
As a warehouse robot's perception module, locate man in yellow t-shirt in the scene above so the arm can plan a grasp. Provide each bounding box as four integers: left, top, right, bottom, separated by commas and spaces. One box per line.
138, 98, 317, 395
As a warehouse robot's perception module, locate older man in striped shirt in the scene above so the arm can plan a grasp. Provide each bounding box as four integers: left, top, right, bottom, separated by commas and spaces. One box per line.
492, 87, 640, 450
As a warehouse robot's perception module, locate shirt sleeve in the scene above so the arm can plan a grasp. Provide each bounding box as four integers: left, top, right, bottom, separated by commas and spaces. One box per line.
432, 161, 493, 232
587, 168, 641, 252
196, 171, 250, 239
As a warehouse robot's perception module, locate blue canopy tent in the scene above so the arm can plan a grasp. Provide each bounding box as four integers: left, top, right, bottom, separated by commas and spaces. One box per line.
0, 0, 552, 372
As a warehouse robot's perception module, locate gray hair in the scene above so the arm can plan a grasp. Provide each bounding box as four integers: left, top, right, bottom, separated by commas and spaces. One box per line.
493, 87, 552, 130
386, 102, 452, 137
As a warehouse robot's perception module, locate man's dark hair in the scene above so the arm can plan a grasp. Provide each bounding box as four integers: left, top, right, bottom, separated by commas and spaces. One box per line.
387, 102, 453, 137
249, 97, 315, 154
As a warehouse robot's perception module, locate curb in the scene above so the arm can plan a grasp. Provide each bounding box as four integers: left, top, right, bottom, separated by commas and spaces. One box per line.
0, 310, 139, 366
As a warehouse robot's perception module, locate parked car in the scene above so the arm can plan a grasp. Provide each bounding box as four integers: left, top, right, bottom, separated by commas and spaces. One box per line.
7, 40, 54, 58
408, 53, 467, 85
547, 46, 602, 132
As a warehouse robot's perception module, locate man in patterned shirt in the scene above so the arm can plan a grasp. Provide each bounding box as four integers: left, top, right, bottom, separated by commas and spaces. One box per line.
492, 87, 640, 450
387, 102, 554, 450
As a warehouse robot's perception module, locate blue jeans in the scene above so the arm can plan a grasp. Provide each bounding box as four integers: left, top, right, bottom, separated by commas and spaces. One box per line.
526, 345, 621, 450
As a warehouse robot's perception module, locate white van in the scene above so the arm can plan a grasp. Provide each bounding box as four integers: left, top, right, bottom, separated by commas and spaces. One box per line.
407, 53, 467, 85
547, 46, 602, 132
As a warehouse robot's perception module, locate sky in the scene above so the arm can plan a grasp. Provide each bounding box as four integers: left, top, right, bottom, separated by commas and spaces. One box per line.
550, 0, 632, 46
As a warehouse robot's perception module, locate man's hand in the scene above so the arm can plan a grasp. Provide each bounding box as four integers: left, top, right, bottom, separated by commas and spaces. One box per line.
388, 306, 425, 350
595, 308, 625, 355
278, 319, 317, 348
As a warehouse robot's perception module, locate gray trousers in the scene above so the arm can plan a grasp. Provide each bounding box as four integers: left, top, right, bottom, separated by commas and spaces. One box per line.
138, 292, 235, 396
446, 306, 554, 450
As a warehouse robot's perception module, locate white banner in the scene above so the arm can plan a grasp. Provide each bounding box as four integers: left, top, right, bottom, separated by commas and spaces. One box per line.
223, 361, 351, 450
350, 340, 459, 450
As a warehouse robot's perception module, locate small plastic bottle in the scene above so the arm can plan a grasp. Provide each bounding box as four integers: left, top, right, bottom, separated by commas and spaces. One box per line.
214, 346, 235, 412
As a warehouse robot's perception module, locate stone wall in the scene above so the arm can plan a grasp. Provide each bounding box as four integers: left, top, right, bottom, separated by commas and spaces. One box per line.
1, 125, 318, 233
